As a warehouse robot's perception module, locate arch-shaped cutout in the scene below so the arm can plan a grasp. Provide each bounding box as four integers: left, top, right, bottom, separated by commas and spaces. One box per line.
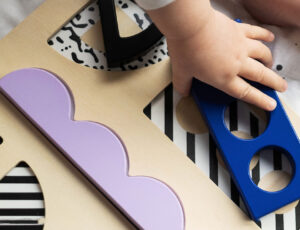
0, 161, 45, 229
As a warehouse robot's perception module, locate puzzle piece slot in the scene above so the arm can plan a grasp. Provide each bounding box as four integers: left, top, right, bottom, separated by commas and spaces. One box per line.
0, 68, 184, 230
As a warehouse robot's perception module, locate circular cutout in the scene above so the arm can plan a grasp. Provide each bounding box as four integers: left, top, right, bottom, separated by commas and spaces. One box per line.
224, 101, 269, 139
258, 171, 298, 214
216, 131, 259, 170
176, 96, 208, 134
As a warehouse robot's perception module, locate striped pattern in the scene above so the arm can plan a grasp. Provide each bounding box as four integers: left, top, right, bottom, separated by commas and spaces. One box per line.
144, 84, 299, 230
0, 162, 44, 229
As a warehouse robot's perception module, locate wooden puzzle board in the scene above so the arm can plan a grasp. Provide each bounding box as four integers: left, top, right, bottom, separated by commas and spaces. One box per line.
2, 0, 300, 229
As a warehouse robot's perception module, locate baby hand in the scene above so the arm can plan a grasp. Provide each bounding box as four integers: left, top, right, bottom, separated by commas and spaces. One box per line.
167, 10, 287, 111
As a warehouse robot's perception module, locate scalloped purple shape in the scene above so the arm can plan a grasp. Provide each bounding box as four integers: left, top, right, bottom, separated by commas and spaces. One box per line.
0, 68, 184, 230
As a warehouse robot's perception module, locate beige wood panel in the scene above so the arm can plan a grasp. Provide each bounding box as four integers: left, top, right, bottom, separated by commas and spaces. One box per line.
0, 0, 263, 229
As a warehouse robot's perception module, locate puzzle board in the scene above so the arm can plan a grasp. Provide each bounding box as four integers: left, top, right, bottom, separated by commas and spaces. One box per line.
0, 0, 299, 229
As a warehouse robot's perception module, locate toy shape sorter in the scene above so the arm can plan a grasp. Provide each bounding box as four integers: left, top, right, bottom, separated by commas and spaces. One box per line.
0, 0, 299, 229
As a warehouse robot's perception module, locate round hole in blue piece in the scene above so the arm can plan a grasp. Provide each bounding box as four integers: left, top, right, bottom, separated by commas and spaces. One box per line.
250, 146, 294, 192
224, 101, 269, 140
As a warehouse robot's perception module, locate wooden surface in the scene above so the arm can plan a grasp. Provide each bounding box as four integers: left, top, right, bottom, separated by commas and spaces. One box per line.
0, 0, 271, 229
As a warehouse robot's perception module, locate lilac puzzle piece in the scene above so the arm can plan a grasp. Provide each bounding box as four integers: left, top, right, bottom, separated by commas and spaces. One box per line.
0, 68, 185, 230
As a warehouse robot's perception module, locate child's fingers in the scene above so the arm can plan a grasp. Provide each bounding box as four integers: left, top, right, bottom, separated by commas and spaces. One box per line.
240, 58, 287, 92
225, 77, 277, 111
172, 67, 192, 96
240, 23, 274, 42
247, 39, 273, 67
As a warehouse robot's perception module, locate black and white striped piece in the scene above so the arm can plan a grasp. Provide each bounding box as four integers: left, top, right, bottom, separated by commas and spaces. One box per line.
0, 162, 44, 230
144, 84, 299, 230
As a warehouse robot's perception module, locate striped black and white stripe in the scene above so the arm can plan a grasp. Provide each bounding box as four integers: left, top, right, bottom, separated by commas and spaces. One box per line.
144, 84, 299, 230
0, 162, 44, 230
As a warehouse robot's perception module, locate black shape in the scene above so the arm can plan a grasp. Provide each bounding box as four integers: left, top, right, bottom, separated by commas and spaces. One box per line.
273, 149, 282, 170
89, 19, 95, 25
47, 40, 53, 46
70, 20, 88, 29
0, 193, 44, 200
16, 161, 29, 167
275, 214, 284, 230
0, 136, 3, 145
88, 7, 95, 11
121, 3, 128, 8
133, 14, 143, 29
276, 64, 283, 71
148, 59, 155, 65
71, 52, 84, 64
250, 113, 259, 138
296, 204, 300, 230
75, 14, 81, 20
164, 84, 173, 140
229, 101, 238, 131
0, 220, 38, 224
160, 49, 165, 55
98, 0, 163, 67
230, 179, 240, 206
187, 133, 195, 162
56, 36, 64, 44
250, 113, 260, 185
0, 209, 45, 216
128, 65, 138, 70
62, 26, 83, 52
0, 176, 39, 184
251, 161, 260, 186
255, 220, 261, 228
84, 48, 99, 63
143, 104, 151, 119
209, 135, 218, 185
0, 225, 43, 230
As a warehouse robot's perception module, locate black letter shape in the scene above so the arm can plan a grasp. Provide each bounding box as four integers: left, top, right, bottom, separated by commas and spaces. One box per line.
98, 0, 163, 68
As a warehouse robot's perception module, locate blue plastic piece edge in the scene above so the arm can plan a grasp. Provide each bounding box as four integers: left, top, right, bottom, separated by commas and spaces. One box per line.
191, 78, 300, 220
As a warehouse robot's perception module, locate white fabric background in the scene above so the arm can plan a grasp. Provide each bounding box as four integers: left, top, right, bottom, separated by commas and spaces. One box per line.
0, 0, 44, 39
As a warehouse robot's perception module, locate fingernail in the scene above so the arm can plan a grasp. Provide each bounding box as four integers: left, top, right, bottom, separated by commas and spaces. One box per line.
270, 32, 275, 40
268, 99, 277, 111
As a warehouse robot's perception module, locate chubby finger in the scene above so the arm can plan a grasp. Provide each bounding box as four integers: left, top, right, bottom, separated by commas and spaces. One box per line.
172, 67, 192, 96
247, 39, 273, 67
225, 77, 277, 111
240, 23, 275, 42
240, 58, 287, 92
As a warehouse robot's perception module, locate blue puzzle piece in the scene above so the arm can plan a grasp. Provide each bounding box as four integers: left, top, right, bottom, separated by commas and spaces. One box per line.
191, 79, 300, 220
